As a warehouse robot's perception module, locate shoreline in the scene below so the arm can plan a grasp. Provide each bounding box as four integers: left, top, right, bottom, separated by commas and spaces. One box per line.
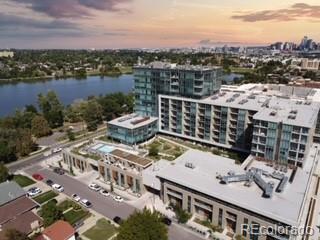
0, 71, 133, 85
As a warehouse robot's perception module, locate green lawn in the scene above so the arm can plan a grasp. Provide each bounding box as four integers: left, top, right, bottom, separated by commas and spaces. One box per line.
58, 200, 82, 212
13, 175, 35, 187
64, 209, 89, 225
83, 218, 117, 240
33, 191, 58, 204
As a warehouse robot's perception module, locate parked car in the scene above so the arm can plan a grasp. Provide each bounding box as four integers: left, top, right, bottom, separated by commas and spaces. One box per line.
99, 189, 110, 197
88, 183, 101, 191
113, 195, 124, 203
52, 183, 64, 192
53, 168, 65, 175
113, 216, 123, 225
32, 173, 43, 181
162, 217, 172, 226
52, 147, 62, 153
27, 187, 42, 197
71, 194, 81, 202
46, 179, 54, 186
80, 199, 92, 208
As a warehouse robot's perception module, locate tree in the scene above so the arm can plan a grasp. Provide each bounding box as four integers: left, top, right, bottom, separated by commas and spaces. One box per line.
82, 99, 103, 131
0, 162, 9, 183
66, 129, 75, 141
5, 229, 30, 240
38, 91, 64, 128
171, 204, 191, 224
149, 144, 159, 157
31, 115, 52, 137
40, 200, 64, 227
117, 209, 168, 240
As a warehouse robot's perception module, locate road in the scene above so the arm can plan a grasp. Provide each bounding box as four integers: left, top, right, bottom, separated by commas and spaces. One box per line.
25, 165, 204, 240
7, 128, 106, 172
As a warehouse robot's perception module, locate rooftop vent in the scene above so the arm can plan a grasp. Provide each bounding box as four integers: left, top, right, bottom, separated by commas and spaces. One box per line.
288, 115, 296, 120
185, 162, 195, 169
226, 98, 235, 103
239, 99, 248, 105
290, 110, 297, 114
270, 111, 277, 116
211, 96, 219, 100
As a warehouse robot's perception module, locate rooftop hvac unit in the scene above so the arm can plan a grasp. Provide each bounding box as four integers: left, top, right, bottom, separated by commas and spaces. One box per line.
185, 162, 195, 169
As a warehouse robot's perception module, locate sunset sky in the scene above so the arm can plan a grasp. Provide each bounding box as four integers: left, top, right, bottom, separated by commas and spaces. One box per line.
1, 0, 320, 49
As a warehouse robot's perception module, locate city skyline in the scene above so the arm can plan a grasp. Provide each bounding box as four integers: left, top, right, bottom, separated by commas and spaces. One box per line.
1, 0, 320, 49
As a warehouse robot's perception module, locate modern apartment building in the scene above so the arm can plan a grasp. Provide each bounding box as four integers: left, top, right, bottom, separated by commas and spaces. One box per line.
107, 114, 158, 145
158, 84, 320, 167
154, 146, 320, 240
133, 62, 222, 116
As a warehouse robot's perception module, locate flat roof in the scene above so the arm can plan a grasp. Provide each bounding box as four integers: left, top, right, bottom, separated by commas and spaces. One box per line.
134, 61, 221, 71
159, 86, 320, 128
108, 113, 158, 130
110, 149, 152, 168
156, 147, 318, 226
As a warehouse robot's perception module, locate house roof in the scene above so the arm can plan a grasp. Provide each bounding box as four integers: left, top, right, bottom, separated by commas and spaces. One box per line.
0, 211, 42, 239
0, 181, 26, 206
0, 196, 38, 224
42, 220, 75, 240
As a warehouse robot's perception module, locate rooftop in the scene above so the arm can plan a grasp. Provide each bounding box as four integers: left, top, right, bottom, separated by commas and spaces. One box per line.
134, 61, 221, 71
160, 84, 320, 128
41, 220, 75, 240
109, 149, 153, 168
0, 181, 26, 206
108, 113, 158, 130
156, 146, 319, 226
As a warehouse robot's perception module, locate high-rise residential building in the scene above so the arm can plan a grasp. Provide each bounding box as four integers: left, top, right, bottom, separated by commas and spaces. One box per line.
133, 62, 222, 117
108, 62, 320, 167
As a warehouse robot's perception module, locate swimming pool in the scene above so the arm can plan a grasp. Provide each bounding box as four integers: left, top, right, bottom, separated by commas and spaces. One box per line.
97, 145, 115, 154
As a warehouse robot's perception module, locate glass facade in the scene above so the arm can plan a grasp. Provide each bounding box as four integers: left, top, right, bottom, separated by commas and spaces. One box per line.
134, 65, 222, 117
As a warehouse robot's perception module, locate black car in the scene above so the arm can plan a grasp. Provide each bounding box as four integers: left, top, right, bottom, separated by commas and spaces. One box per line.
53, 168, 65, 175
162, 217, 172, 226
46, 179, 54, 186
113, 216, 123, 225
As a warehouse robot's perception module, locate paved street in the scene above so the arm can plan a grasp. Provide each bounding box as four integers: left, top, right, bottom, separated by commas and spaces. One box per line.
24, 164, 204, 240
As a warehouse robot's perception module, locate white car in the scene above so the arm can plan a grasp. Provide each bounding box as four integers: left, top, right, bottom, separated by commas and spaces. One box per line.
88, 183, 101, 191
80, 199, 92, 208
52, 147, 62, 153
71, 194, 81, 202
113, 195, 124, 203
27, 187, 42, 197
52, 183, 64, 192
99, 189, 110, 197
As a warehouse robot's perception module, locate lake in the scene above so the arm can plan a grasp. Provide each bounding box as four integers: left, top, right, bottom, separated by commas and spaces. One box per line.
0, 75, 134, 117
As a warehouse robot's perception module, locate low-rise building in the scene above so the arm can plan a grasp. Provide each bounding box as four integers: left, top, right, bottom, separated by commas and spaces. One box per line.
107, 114, 158, 145
154, 146, 320, 240
98, 149, 153, 194
0, 50, 14, 58
301, 58, 320, 71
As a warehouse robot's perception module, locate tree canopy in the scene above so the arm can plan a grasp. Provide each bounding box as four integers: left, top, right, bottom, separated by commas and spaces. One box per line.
0, 162, 9, 183
117, 209, 168, 240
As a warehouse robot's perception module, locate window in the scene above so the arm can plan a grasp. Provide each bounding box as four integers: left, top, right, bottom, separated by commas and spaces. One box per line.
242, 218, 248, 237
250, 222, 260, 240
218, 208, 223, 227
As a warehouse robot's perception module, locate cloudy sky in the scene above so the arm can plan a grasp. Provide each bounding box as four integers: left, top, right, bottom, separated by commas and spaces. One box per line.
1, 0, 320, 49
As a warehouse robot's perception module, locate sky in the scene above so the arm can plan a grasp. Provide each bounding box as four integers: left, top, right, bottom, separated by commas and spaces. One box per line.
1, 0, 320, 49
